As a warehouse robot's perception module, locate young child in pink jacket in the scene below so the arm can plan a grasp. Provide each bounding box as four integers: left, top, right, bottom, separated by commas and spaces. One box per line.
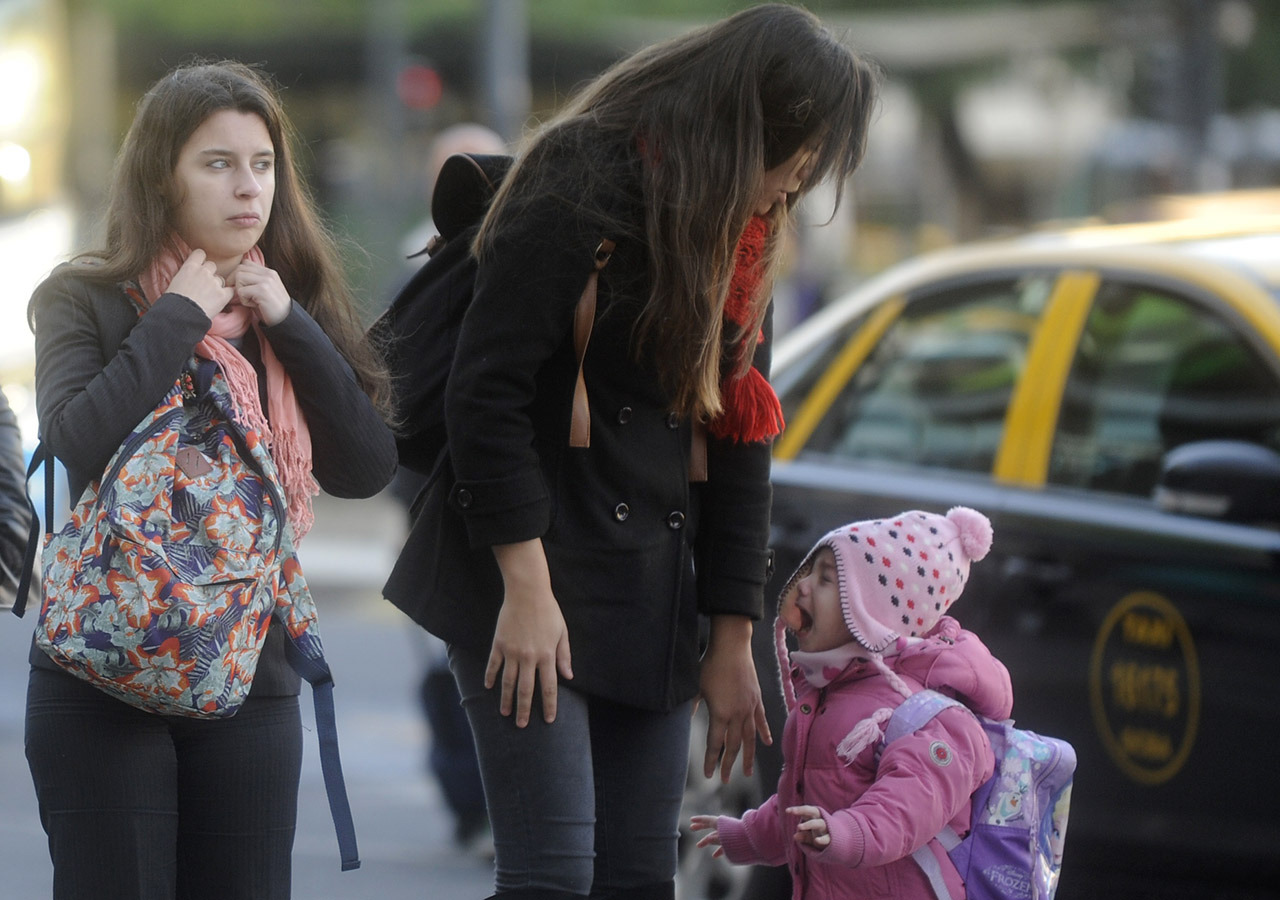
692, 507, 1014, 899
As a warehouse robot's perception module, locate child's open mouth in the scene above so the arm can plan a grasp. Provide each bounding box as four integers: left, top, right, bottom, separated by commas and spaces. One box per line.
793, 607, 813, 635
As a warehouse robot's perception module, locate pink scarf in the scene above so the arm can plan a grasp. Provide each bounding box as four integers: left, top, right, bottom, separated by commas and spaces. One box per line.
140, 238, 317, 542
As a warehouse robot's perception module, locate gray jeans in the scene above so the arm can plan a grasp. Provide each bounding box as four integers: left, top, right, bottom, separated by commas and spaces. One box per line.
449, 645, 692, 897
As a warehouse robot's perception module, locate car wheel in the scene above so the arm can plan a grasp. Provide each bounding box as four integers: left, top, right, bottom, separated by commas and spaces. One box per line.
676, 704, 788, 900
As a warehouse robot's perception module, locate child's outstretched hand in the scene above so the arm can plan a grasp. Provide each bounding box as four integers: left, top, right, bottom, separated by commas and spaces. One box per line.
689, 815, 724, 858
787, 805, 831, 851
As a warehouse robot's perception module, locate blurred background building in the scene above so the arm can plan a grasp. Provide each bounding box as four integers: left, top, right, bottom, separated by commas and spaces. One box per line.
3, 0, 1280, 405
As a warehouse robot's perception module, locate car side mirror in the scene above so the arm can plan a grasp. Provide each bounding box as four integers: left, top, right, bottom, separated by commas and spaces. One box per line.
1155, 440, 1280, 527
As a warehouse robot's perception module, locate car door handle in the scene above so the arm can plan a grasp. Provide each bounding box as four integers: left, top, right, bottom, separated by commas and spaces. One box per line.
1000, 556, 1074, 586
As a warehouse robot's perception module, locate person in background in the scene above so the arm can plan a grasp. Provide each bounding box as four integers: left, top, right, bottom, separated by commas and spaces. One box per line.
383, 6, 879, 899
392, 122, 507, 855
691, 508, 1013, 899
24, 60, 396, 900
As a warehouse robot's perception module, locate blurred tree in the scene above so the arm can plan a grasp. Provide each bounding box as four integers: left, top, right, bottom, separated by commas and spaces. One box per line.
79, 1, 1280, 261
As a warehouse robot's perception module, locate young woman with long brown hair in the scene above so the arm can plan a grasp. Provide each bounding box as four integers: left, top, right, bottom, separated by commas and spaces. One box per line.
385, 6, 878, 898
24, 60, 396, 899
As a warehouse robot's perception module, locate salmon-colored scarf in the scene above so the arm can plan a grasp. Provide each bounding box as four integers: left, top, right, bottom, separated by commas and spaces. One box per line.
140, 238, 317, 542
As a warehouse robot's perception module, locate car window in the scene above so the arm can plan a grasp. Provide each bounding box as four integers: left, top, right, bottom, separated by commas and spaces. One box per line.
773, 310, 874, 417
800, 278, 1049, 473
1049, 281, 1280, 497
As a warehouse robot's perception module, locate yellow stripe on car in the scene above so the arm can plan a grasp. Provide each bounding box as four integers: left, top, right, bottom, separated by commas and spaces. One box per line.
774, 295, 906, 461
994, 270, 1099, 486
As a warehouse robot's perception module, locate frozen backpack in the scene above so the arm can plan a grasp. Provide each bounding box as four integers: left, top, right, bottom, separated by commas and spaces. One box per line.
884, 689, 1076, 900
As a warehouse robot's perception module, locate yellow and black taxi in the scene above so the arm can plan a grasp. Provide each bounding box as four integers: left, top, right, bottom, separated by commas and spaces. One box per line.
754, 214, 1280, 899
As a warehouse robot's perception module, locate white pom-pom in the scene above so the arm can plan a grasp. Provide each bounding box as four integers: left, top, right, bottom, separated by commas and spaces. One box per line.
947, 506, 993, 562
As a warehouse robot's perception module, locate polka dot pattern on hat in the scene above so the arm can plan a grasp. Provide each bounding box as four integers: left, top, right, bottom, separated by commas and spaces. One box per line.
778, 507, 993, 654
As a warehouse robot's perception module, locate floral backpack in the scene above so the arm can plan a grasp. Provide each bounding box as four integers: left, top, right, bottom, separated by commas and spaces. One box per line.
14, 352, 359, 871
884, 689, 1076, 900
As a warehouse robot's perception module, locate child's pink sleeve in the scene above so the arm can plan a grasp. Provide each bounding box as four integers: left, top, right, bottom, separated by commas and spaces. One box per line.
715, 793, 790, 867
804, 706, 993, 869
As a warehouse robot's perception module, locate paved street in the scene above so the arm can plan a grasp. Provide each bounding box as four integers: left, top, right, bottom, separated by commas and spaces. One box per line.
0, 490, 496, 899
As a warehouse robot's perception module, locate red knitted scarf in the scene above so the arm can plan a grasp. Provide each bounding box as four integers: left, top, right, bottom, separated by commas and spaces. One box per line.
708, 215, 784, 443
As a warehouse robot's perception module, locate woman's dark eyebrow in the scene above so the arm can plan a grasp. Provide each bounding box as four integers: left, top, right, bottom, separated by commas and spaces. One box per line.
196, 148, 275, 158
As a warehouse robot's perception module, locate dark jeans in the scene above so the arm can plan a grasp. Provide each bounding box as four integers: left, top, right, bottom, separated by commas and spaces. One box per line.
25, 665, 302, 900
450, 645, 691, 898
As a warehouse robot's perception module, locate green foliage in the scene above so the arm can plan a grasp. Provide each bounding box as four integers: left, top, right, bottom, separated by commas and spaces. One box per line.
1223, 2, 1280, 109
91, 0, 1081, 38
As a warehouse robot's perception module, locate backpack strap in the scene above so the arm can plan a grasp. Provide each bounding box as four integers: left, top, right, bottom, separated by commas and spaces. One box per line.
689, 420, 708, 482
884, 689, 969, 900
910, 842, 958, 900
11, 442, 51, 619
282, 640, 361, 871
884, 689, 964, 743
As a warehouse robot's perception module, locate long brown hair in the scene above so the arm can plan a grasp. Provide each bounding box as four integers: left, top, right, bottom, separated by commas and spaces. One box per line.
477, 4, 878, 420
68, 60, 391, 416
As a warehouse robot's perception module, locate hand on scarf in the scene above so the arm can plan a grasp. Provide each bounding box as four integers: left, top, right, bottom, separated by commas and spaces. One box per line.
228, 260, 292, 326
167, 248, 234, 320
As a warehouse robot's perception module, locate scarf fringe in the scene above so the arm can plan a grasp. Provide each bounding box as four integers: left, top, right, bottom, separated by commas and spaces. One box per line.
708, 367, 784, 443
271, 421, 319, 542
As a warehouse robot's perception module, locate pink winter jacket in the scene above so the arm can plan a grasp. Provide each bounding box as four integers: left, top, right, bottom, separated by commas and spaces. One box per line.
715, 617, 1014, 900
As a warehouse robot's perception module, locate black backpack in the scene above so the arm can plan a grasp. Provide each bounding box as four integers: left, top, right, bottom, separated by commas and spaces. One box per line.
372, 152, 611, 474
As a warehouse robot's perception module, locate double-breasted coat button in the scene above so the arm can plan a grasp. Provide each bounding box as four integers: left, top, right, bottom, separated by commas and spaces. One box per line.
666, 511, 685, 530
666, 412, 680, 429
455, 488, 473, 509
614, 503, 630, 522
617, 406, 633, 424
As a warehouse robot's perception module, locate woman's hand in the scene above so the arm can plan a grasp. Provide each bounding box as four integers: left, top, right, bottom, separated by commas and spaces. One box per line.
228, 259, 292, 326
698, 614, 772, 783
689, 815, 725, 858
488, 539, 573, 726
787, 805, 831, 850
167, 248, 234, 320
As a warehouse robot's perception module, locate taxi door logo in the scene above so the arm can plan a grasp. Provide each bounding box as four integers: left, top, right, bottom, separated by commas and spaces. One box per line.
1089, 591, 1200, 785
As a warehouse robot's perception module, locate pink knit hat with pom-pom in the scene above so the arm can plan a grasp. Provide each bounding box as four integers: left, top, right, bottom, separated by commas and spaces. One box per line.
774, 507, 993, 723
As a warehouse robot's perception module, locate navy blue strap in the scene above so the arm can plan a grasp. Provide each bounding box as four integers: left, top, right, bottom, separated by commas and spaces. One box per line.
12, 443, 51, 619
286, 641, 361, 871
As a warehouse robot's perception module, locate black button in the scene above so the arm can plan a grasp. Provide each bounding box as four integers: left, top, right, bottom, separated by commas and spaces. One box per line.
666, 412, 680, 429
666, 511, 685, 530
614, 503, 630, 522
617, 406, 633, 424
455, 488, 473, 509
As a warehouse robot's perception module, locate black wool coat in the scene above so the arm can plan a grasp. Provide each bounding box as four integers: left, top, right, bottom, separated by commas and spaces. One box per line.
383, 148, 774, 712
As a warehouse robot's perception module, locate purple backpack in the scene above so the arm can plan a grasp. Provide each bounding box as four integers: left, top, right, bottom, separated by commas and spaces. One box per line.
885, 690, 1076, 900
